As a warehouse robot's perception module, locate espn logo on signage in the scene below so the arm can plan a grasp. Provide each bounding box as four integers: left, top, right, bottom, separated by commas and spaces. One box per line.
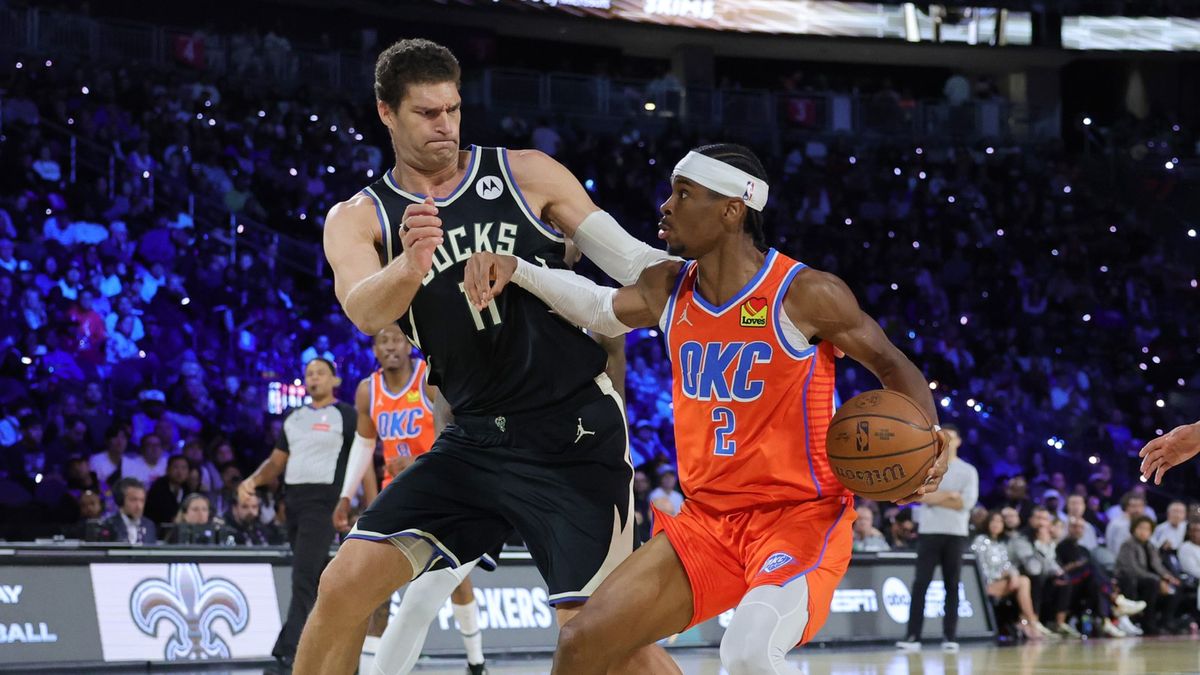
739, 297, 768, 327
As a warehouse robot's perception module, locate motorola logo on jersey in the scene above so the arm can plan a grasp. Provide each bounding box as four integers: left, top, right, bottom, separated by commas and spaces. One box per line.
678, 340, 773, 402
376, 408, 426, 439
475, 175, 504, 200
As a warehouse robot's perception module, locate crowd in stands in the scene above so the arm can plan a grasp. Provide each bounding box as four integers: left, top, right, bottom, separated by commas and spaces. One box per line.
1, 21, 1197, 598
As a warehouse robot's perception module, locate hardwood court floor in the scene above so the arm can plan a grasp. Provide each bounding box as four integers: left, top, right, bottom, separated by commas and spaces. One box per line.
405, 636, 1200, 675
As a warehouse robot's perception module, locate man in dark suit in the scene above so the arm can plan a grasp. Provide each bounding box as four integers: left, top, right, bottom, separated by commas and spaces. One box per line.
99, 477, 158, 544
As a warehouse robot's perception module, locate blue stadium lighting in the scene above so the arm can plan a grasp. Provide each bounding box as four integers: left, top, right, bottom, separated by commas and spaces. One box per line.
330, 125, 338, 132
1156, 399, 1166, 408
649, 329, 659, 338
1054, 441, 1064, 450
844, 217, 853, 225
1063, 186, 1072, 194
890, 283, 899, 291
1139, 363, 1148, 371
584, 179, 595, 191
142, 171, 150, 179
289, 168, 298, 176
940, 397, 951, 408
893, 167, 901, 176
1082, 314, 1091, 322
15, 61, 22, 69
181, 297, 190, 306
1165, 161, 1175, 170
207, 118, 216, 127
915, 147, 923, 155
1082, 117, 1092, 126
81, 86, 89, 95
1109, 226, 1117, 233
294, 379, 302, 386
959, 315, 968, 325
326, 166, 336, 174
67, 118, 74, 125
1051, 249, 1060, 256
1173, 124, 1181, 132
927, 380, 936, 389
20, 357, 31, 365
888, 231, 895, 238
35, 473, 43, 484
1141, 346, 1149, 354
966, 398, 976, 407
1152, 356, 1161, 364
204, 99, 212, 107
309, 114, 319, 122
648, 159, 656, 166
195, 113, 203, 120
947, 195, 956, 203
1180, 378, 1187, 386
299, 213, 307, 221
974, 404, 983, 412
1100, 265, 1109, 272
44, 208, 51, 215
912, 241, 921, 249
258, 110, 266, 117
985, 146, 995, 155
849, 156, 857, 164
367, 169, 375, 178
1046, 438, 1056, 447
996, 228, 1004, 236
236, 224, 244, 234
354, 133, 364, 141
1088, 455, 1099, 465
138, 350, 146, 358
1188, 229, 1196, 238
348, 127, 356, 134
1192, 279, 1198, 288
918, 171, 927, 180
44, 59, 52, 67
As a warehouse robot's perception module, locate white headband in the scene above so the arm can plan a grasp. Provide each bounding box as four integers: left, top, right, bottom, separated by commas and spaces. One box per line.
672, 151, 770, 212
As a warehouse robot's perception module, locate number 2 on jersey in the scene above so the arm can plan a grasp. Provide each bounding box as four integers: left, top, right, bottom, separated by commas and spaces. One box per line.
458, 282, 502, 330
712, 406, 736, 456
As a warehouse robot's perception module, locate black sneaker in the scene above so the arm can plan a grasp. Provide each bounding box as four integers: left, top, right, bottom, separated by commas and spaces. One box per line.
467, 663, 488, 675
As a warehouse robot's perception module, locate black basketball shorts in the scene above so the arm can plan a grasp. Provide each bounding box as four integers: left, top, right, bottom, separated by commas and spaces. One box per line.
349, 374, 634, 605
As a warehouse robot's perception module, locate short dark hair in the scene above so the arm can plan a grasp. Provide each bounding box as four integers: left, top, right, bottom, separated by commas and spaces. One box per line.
307, 357, 337, 377
374, 39, 461, 109
167, 454, 189, 469
1130, 515, 1154, 534
694, 143, 768, 250
1120, 491, 1145, 510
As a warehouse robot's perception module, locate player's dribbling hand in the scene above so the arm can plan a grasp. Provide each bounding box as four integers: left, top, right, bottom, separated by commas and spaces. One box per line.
894, 428, 951, 506
401, 196, 443, 276
1139, 421, 1200, 485
332, 497, 352, 534
463, 251, 517, 310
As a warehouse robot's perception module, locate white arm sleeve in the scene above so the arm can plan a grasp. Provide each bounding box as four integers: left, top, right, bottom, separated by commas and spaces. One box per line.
339, 433, 376, 500
571, 210, 674, 285
510, 258, 632, 337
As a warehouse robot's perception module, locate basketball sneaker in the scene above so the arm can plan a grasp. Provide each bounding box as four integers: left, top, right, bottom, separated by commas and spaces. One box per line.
1114, 595, 1147, 617
941, 641, 959, 652
467, 663, 488, 675
1117, 616, 1143, 636
895, 639, 921, 651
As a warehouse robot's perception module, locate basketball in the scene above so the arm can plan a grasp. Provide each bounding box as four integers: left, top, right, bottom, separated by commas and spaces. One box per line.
826, 390, 938, 502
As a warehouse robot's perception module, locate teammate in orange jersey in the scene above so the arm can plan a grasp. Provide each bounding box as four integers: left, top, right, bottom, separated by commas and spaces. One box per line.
335, 324, 490, 675
464, 144, 948, 674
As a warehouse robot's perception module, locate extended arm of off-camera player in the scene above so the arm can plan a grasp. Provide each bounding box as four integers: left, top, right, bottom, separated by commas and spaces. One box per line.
783, 269, 949, 504
508, 150, 673, 285
324, 195, 443, 336
1139, 420, 1200, 485
462, 251, 676, 337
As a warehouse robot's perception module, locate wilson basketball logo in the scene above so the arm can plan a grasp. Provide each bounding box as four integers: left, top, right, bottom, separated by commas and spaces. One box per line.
739, 296, 768, 327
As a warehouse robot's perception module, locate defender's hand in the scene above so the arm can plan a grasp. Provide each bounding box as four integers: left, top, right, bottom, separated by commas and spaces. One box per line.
1139, 422, 1200, 485
332, 497, 352, 533
463, 251, 517, 310
237, 477, 257, 502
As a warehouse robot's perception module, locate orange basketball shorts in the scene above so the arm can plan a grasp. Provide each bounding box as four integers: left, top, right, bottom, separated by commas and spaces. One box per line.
652, 495, 855, 642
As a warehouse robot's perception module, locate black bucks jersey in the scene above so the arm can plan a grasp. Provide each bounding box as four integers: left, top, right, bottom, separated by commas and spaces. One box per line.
360, 146, 607, 417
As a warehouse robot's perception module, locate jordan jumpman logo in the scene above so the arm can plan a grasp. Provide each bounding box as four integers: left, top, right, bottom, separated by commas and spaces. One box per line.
575, 418, 596, 443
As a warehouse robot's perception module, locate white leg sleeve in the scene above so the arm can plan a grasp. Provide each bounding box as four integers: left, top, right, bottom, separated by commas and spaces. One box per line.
373, 559, 479, 675
719, 581, 811, 675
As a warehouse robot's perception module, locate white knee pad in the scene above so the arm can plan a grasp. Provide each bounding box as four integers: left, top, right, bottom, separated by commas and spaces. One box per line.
719, 583, 810, 675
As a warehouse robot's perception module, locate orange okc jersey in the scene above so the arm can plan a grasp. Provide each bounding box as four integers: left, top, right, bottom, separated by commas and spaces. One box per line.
369, 361, 436, 487
663, 249, 850, 512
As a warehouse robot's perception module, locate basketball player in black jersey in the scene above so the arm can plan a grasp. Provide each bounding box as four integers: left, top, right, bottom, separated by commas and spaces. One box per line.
293, 39, 678, 674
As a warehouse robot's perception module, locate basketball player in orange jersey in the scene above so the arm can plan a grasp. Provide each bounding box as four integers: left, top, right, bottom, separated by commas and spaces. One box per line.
1140, 420, 1200, 484
334, 324, 490, 675
464, 144, 949, 674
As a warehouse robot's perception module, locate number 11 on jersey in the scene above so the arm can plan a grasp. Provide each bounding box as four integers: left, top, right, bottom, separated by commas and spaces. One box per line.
712, 406, 736, 456
458, 282, 502, 330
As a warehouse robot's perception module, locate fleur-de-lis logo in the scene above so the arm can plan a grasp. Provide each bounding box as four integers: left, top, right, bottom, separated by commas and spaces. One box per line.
130, 563, 250, 660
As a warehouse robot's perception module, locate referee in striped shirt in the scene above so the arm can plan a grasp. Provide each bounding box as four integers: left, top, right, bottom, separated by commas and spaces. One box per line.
241, 357, 361, 670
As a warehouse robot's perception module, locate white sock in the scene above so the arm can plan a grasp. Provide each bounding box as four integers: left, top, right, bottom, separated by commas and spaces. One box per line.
453, 599, 485, 665
360, 635, 380, 674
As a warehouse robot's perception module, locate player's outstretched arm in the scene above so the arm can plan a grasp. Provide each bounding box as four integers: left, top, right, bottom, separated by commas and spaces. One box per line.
462, 251, 678, 336
785, 269, 949, 503
1139, 421, 1200, 485
508, 150, 671, 285
324, 194, 443, 335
